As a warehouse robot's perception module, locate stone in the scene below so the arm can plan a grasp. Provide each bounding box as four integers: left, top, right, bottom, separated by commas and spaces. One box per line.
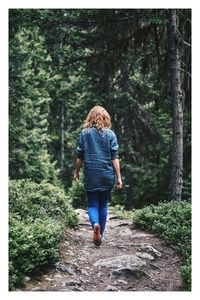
131, 233, 152, 239
60, 288, 73, 292
116, 245, 129, 249
110, 220, 132, 228
135, 252, 154, 260
72, 286, 84, 291
104, 285, 119, 291
31, 287, 45, 291
138, 244, 162, 258
65, 250, 75, 256
54, 274, 63, 278
81, 269, 89, 276
119, 228, 132, 236
78, 257, 87, 262
108, 215, 123, 220
55, 262, 76, 275
65, 278, 81, 286
63, 267, 76, 275
75, 209, 89, 224
111, 267, 145, 278
75, 208, 88, 216
45, 277, 53, 281
80, 277, 90, 283
24, 276, 31, 282
96, 272, 103, 277
55, 262, 62, 269
117, 279, 128, 285
94, 255, 146, 269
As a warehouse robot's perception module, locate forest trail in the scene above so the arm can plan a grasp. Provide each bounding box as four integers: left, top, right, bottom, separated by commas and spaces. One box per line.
21, 209, 183, 292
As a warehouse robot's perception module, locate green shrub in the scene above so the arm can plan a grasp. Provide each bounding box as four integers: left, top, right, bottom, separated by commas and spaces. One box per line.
182, 173, 191, 201
133, 200, 191, 290
110, 187, 126, 207
67, 180, 87, 209
109, 204, 135, 220
9, 179, 79, 290
180, 256, 191, 291
9, 179, 78, 227
9, 213, 63, 290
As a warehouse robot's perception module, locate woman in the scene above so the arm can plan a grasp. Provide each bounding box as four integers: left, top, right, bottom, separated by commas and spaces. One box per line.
74, 106, 122, 246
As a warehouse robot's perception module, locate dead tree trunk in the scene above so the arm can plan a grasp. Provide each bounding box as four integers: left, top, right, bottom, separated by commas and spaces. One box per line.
168, 9, 183, 201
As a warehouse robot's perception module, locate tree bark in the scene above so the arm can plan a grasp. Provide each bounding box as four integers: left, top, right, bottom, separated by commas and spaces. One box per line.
154, 24, 161, 111
60, 100, 65, 174
60, 14, 65, 175
120, 57, 134, 209
168, 9, 183, 201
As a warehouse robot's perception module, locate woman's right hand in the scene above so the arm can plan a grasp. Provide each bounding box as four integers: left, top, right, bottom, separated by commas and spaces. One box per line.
74, 172, 80, 182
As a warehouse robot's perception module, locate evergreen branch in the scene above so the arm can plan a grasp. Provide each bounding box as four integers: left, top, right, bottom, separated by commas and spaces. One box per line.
179, 68, 191, 77
176, 28, 191, 47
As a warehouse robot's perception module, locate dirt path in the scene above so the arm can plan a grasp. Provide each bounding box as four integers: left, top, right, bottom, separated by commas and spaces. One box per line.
21, 209, 183, 291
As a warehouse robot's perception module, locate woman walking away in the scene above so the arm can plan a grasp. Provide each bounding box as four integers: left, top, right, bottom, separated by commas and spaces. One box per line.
74, 106, 122, 246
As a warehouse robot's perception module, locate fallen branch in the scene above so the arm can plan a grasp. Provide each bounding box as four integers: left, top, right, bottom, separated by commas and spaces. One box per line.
149, 263, 162, 271
170, 258, 182, 265
143, 271, 153, 279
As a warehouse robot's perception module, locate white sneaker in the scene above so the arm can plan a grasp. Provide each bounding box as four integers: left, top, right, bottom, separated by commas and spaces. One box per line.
101, 235, 105, 242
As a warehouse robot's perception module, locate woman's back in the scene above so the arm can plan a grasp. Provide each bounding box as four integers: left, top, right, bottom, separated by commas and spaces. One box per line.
77, 127, 118, 191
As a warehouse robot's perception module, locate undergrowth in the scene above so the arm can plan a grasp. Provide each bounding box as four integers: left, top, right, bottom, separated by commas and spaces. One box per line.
111, 201, 191, 291
9, 179, 78, 290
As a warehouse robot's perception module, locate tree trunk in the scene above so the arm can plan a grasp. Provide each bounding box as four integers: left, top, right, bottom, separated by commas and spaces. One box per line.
60, 14, 65, 175
168, 9, 183, 201
120, 57, 134, 209
60, 100, 65, 174
154, 24, 161, 112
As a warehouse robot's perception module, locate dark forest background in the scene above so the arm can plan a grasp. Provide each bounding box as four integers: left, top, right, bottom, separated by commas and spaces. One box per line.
9, 9, 191, 209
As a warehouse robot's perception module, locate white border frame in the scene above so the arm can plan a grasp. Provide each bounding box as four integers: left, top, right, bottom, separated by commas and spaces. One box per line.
1, 1, 198, 300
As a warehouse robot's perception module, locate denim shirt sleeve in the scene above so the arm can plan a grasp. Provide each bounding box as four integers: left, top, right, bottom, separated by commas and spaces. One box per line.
110, 132, 119, 160
76, 131, 84, 158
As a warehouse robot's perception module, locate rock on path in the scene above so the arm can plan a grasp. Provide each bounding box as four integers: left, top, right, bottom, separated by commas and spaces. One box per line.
19, 208, 183, 291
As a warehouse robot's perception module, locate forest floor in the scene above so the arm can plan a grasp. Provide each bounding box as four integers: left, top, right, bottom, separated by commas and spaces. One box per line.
19, 209, 183, 292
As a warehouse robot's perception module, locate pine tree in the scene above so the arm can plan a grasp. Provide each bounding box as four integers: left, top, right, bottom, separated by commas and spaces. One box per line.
9, 26, 58, 183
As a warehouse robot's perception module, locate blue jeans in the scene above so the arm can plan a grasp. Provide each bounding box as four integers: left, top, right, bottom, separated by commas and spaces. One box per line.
86, 189, 111, 236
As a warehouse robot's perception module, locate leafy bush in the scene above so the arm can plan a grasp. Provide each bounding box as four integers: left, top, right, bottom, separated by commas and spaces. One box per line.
133, 200, 191, 290
180, 257, 191, 291
67, 180, 87, 209
182, 173, 191, 201
9, 213, 62, 290
110, 204, 135, 220
110, 187, 126, 207
9, 179, 78, 290
9, 179, 78, 227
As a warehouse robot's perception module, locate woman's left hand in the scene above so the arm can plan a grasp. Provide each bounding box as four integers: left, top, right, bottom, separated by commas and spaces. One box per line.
116, 178, 123, 190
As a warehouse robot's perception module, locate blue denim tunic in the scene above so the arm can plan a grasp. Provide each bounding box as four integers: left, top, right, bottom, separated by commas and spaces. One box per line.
76, 127, 119, 192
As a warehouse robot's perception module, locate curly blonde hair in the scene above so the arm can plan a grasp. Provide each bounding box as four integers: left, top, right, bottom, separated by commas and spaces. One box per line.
84, 106, 111, 129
